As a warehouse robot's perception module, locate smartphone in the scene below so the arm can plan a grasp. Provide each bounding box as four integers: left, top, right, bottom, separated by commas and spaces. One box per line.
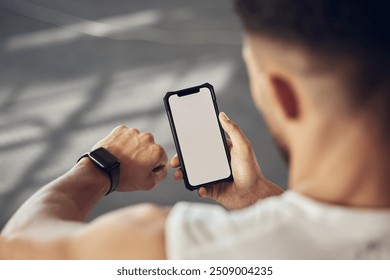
164, 83, 233, 191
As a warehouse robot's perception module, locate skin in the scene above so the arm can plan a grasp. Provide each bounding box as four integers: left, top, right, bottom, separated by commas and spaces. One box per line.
0, 33, 389, 259
242, 34, 390, 208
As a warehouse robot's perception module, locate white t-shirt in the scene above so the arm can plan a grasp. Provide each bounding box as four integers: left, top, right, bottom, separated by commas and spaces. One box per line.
165, 191, 390, 259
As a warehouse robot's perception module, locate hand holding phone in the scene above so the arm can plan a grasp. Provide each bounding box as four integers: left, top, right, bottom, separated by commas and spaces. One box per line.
169, 107, 284, 210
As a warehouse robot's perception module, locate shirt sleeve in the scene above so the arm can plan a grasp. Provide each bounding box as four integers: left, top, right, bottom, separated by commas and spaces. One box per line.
165, 202, 230, 259
165, 201, 278, 259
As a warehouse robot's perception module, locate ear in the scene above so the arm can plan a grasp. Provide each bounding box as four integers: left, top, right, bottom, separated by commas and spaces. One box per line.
270, 76, 300, 119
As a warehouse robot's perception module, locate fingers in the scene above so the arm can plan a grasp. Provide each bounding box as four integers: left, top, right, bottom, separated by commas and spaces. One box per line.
153, 144, 168, 165
152, 164, 168, 182
170, 154, 180, 168
226, 138, 232, 151
219, 112, 252, 151
116, 126, 169, 180
139, 132, 155, 143
112, 125, 140, 136
132, 131, 168, 173
174, 168, 183, 180
170, 154, 184, 180
197, 187, 211, 198
151, 144, 168, 179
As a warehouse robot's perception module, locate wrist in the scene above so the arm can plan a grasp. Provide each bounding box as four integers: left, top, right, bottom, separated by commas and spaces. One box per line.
72, 157, 111, 198
77, 148, 121, 195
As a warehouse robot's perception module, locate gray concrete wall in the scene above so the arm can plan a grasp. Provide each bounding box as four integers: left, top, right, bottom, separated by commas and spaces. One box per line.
0, 0, 287, 228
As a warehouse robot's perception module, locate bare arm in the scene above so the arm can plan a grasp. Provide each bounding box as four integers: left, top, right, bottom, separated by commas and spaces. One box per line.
0, 126, 169, 259
0, 114, 283, 259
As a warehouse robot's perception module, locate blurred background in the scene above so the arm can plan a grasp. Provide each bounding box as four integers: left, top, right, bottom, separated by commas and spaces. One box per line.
0, 0, 287, 228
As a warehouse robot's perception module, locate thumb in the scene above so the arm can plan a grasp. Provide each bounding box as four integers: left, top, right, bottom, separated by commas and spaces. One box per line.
219, 112, 250, 147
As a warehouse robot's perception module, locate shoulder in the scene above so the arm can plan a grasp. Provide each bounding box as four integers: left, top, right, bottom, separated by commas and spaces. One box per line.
166, 192, 298, 259
70, 204, 170, 259
167, 191, 390, 259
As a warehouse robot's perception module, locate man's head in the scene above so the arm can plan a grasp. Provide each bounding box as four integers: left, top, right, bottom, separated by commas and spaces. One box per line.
234, 0, 389, 165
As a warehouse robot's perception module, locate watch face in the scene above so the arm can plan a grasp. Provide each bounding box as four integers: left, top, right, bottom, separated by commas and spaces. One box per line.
89, 147, 120, 170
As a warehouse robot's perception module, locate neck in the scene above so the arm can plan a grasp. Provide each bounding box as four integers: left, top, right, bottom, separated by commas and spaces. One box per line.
290, 114, 390, 209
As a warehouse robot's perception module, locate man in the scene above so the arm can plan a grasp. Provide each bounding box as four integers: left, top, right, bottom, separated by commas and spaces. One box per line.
0, 0, 389, 259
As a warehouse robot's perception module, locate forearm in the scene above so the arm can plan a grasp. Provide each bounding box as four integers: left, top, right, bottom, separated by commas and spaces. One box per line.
0, 158, 109, 259
0, 126, 169, 259
40, 158, 109, 221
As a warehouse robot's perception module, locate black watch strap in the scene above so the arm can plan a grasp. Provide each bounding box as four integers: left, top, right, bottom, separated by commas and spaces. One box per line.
77, 147, 120, 195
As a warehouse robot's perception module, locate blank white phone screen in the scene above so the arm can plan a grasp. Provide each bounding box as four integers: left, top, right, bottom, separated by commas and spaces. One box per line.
169, 87, 231, 186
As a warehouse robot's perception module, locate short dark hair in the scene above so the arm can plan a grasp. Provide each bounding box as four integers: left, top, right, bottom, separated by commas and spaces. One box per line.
235, 0, 389, 127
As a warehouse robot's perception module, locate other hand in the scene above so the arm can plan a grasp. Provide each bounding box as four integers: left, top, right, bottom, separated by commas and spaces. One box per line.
89, 125, 168, 192
170, 112, 283, 210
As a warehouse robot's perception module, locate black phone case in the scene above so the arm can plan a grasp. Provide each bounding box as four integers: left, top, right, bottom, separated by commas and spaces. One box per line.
163, 83, 233, 191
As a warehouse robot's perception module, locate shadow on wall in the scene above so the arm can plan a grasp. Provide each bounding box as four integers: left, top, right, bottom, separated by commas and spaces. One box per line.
0, 0, 287, 228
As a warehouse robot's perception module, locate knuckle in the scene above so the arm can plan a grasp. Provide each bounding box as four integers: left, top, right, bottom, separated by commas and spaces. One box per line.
141, 132, 154, 142
154, 144, 166, 156
117, 125, 128, 131
113, 125, 128, 134
129, 128, 140, 135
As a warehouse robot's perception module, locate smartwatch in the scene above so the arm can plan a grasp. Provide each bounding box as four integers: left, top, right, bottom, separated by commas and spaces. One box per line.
77, 147, 120, 195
